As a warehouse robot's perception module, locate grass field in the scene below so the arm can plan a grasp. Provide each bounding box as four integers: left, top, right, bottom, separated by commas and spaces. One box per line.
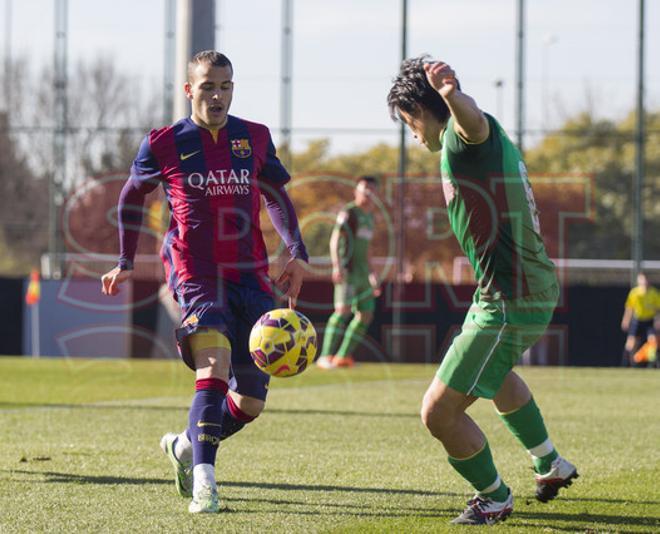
1, 357, 659, 533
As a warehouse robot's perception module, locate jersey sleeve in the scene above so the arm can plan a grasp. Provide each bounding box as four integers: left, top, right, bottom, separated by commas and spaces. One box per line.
262, 185, 309, 262
335, 210, 349, 232
131, 135, 163, 185
258, 130, 291, 189
654, 288, 660, 310
625, 289, 635, 309
117, 136, 162, 270
443, 114, 498, 161
335, 207, 358, 234
334, 207, 358, 267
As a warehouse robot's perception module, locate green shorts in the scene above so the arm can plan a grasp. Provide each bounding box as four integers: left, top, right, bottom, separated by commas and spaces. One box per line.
334, 279, 376, 313
436, 283, 559, 399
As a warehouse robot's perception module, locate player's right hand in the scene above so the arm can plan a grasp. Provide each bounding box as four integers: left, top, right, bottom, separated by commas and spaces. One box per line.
332, 268, 345, 284
424, 61, 458, 99
101, 266, 133, 296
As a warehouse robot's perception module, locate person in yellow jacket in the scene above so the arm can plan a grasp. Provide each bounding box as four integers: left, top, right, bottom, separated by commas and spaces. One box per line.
621, 272, 660, 367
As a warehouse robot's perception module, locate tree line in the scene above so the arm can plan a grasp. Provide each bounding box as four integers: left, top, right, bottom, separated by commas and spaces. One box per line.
0, 56, 657, 279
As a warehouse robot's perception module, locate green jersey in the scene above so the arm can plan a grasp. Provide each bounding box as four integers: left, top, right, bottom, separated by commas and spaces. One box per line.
440, 114, 556, 300
334, 201, 374, 281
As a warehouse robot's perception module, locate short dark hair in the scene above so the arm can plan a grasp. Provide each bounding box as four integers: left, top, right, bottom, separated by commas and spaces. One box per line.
358, 175, 378, 187
188, 50, 233, 81
387, 54, 457, 124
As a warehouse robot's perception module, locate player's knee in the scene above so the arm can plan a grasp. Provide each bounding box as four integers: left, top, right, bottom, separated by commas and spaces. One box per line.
190, 329, 232, 379
334, 307, 351, 318
354, 311, 373, 325
231, 393, 265, 418
420, 394, 458, 436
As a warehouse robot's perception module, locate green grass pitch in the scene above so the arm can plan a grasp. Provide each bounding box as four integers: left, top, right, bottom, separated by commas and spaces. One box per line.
1, 357, 659, 532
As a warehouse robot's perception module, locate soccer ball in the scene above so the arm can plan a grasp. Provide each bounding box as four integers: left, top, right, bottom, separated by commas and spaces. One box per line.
249, 308, 317, 377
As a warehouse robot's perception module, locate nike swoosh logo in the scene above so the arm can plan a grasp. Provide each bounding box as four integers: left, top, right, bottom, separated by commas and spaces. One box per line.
180, 150, 201, 161
196, 421, 222, 428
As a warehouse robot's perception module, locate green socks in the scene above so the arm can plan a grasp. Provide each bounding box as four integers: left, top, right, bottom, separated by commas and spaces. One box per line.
321, 313, 370, 359
447, 398, 560, 502
448, 441, 510, 502
498, 397, 559, 474
335, 317, 368, 358
320, 313, 350, 356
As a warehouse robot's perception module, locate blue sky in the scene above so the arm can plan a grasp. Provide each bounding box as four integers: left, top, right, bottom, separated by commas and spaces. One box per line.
4, 0, 659, 153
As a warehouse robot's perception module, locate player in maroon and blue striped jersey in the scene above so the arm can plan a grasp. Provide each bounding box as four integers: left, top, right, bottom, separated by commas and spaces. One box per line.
101, 51, 308, 514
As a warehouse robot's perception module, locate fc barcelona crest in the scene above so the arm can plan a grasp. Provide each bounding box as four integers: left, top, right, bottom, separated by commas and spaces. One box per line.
231, 138, 252, 158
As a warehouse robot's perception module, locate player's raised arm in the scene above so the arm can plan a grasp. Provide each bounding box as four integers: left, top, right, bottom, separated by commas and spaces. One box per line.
424, 62, 489, 144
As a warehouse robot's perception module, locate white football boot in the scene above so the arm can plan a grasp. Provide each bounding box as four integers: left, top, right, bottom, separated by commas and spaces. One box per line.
535, 456, 579, 502
189, 484, 220, 514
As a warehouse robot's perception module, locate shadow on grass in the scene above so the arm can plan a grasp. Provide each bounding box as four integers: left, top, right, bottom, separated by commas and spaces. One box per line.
217, 494, 660, 528
7, 469, 450, 497
0, 402, 417, 419
8, 466, 659, 506
223, 480, 456, 497
547, 495, 660, 506
222, 494, 457, 520
221, 506, 454, 520
226, 505, 660, 529
7, 469, 659, 528
219, 495, 660, 528
223, 484, 660, 527
223, 494, 446, 513
514, 510, 660, 530
8, 469, 171, 486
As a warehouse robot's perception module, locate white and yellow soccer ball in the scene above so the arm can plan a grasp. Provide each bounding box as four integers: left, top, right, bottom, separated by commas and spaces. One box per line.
249, 308, 317, 377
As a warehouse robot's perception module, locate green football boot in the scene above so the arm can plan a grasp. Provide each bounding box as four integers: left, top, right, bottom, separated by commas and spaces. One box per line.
160, 432, 193, 498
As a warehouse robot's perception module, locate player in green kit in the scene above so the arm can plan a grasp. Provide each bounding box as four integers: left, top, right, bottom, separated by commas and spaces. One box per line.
388, 56, 578, 525
317, 176, 381, 369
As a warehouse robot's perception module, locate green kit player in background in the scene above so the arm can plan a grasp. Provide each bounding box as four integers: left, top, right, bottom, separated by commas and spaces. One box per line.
388, 56, 578, 526
317, 176, 381, 369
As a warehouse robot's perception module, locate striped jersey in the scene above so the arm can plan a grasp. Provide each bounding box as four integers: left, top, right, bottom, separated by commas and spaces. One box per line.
440, 114, 556, 300
130, 115, 291, 292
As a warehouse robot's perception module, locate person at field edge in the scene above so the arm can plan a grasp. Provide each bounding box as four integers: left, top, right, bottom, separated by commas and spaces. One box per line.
620, 272, 659, 367
387, 56, 578, 526
316, 176, 382, 369
101, 51, 308, 514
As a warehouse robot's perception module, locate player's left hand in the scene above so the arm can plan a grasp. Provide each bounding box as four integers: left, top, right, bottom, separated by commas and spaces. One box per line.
276, 258, 306, 308
424, 61, 458, 99
369, 272, 382, 297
